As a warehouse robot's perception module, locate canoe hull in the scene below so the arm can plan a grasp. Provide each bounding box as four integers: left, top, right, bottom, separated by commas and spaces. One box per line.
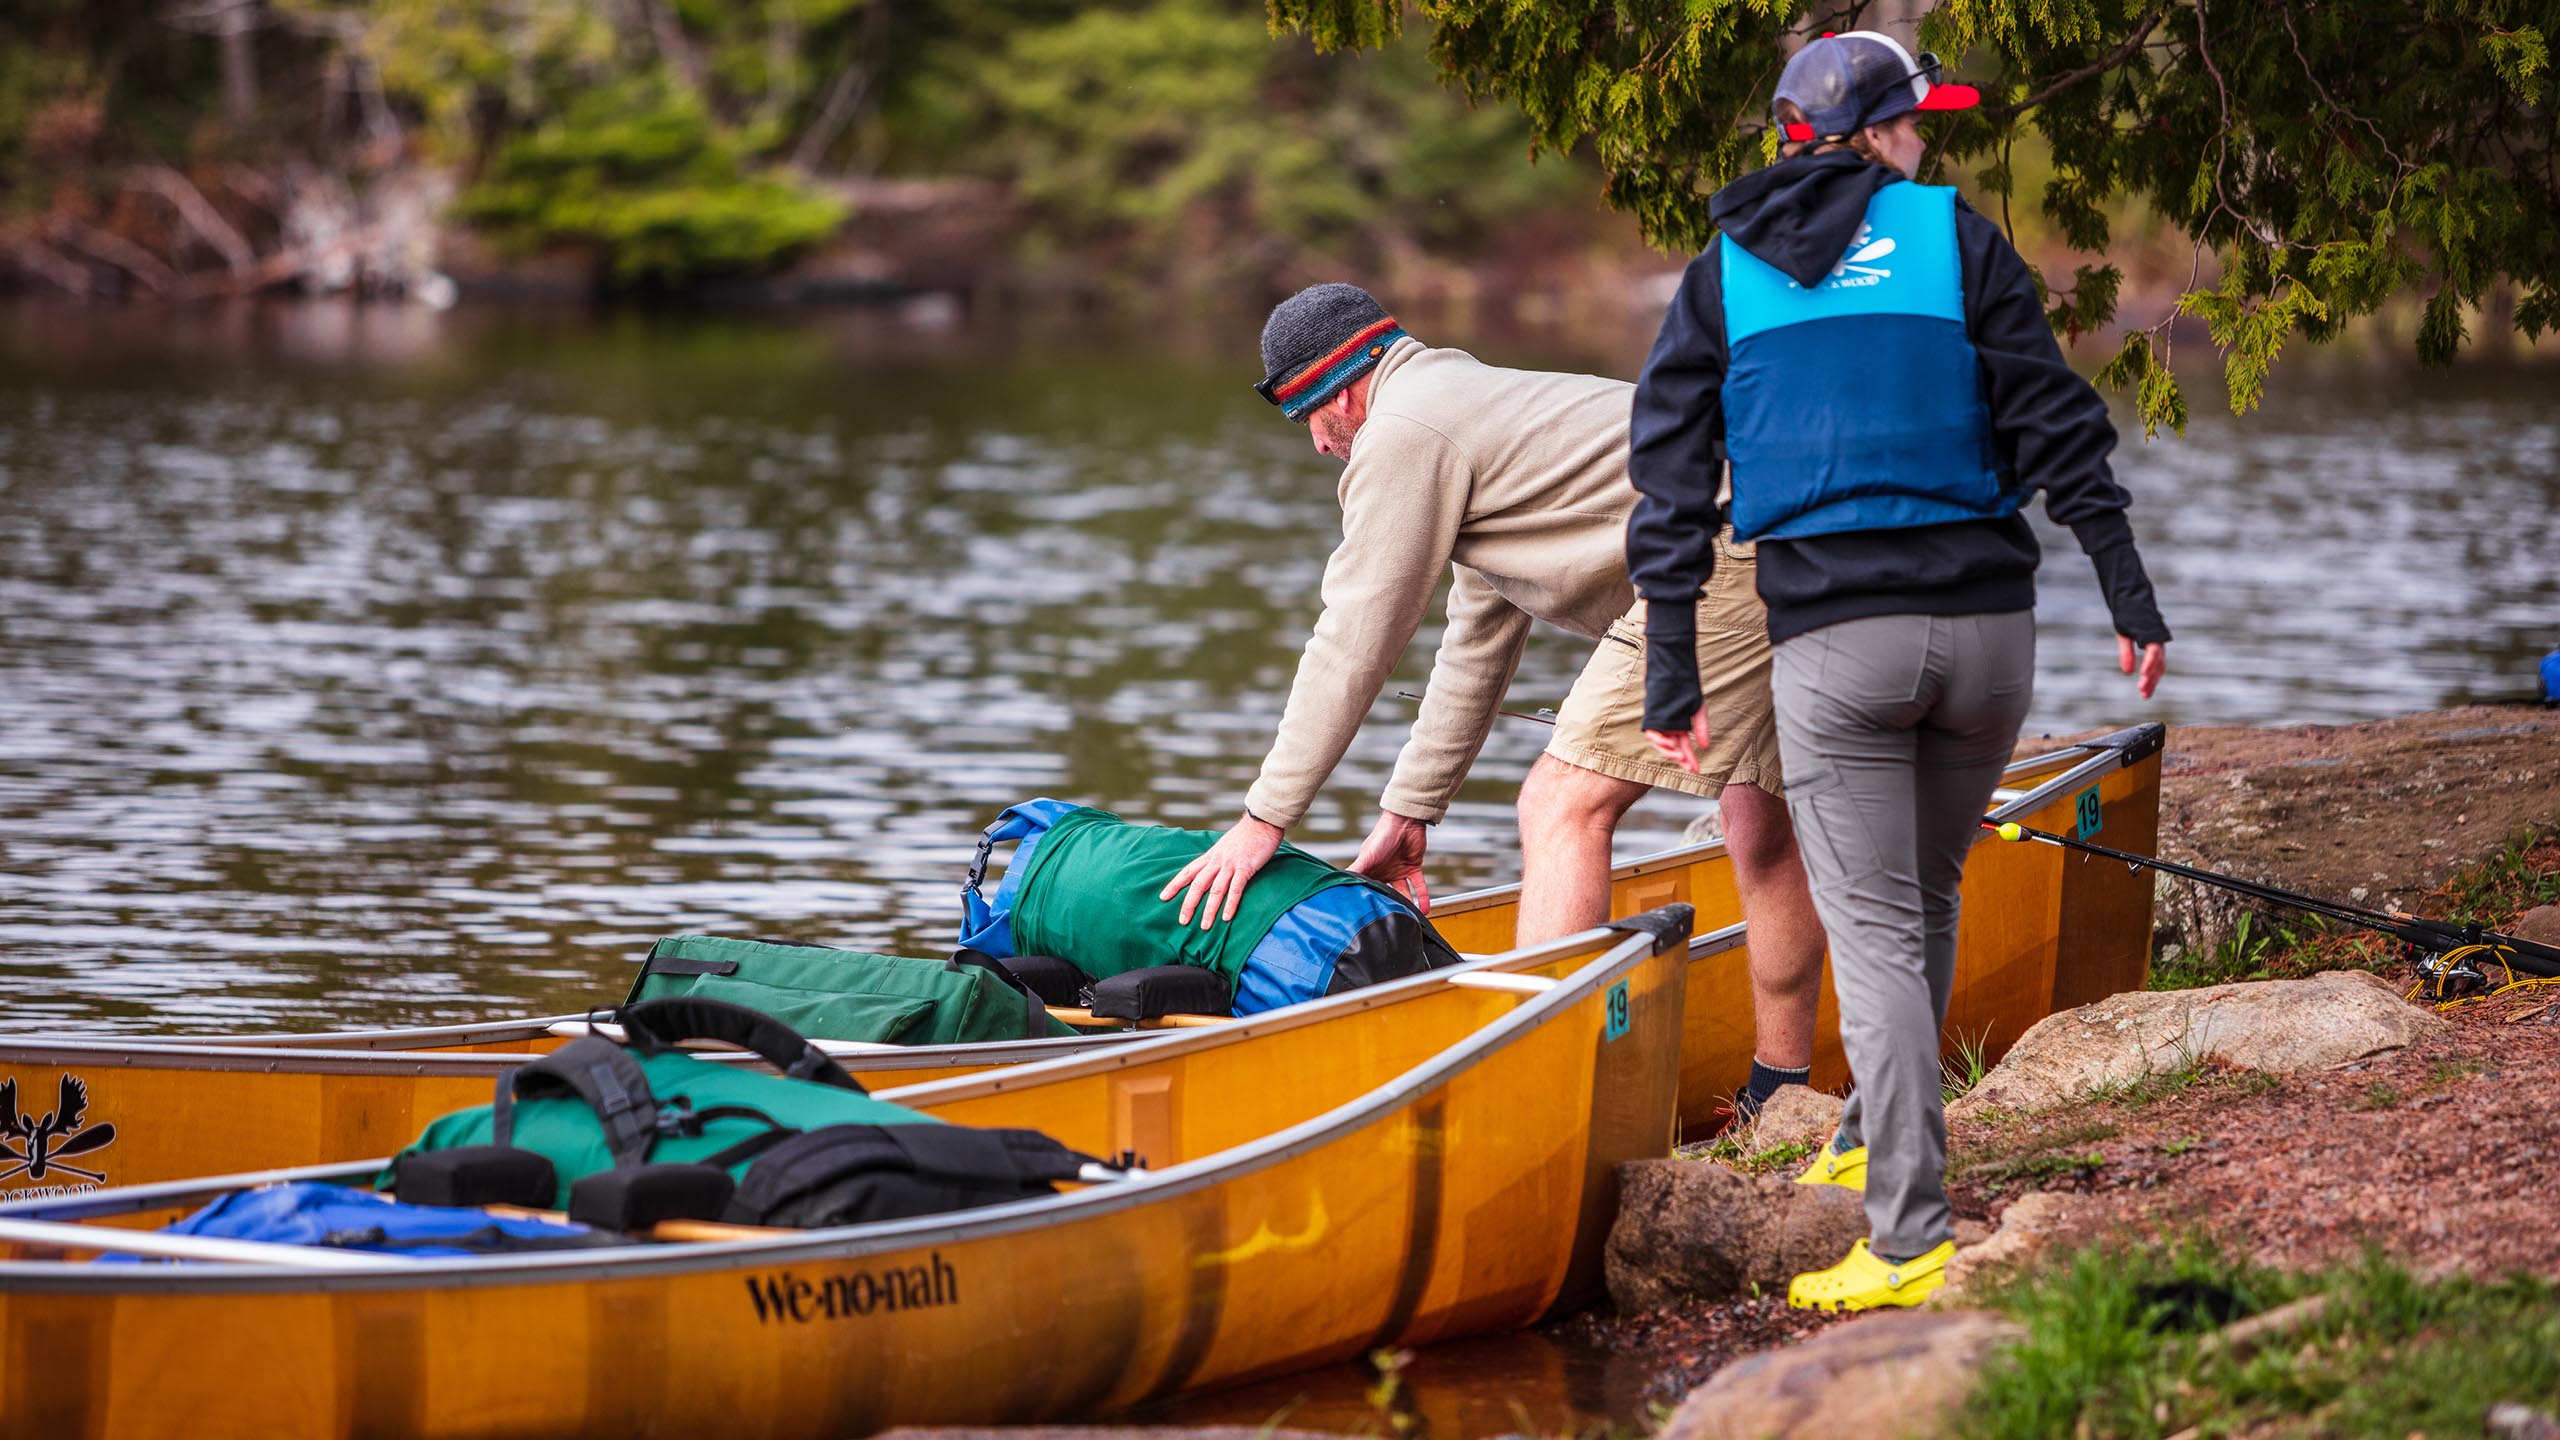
0, 926, 1688, 1437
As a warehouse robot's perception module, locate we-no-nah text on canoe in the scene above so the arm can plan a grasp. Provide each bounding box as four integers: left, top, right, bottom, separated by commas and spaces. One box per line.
744, 1252, 960, 1324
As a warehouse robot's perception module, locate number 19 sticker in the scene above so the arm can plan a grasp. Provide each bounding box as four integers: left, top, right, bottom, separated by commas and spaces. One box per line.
1605, 980, 1631, 1042
2073, 785, 2104, 841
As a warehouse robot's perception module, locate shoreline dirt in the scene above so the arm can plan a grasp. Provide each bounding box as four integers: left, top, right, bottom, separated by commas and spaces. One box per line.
2090, 704, 2555, 956
1568, 704, 2560, 1400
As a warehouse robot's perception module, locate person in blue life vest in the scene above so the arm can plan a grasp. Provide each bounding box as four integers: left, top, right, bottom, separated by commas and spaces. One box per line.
1627, 31, 2173, 1310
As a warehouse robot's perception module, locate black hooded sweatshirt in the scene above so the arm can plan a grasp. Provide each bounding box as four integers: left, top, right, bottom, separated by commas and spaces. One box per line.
1626, 149, 2171, 732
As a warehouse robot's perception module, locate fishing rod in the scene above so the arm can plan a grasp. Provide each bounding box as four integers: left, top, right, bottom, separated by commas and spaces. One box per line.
1395, 690, 1556, 726
1985, 819, 2560, 997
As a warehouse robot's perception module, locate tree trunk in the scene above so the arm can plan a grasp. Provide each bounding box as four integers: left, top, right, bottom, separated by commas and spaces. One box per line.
220, 5, 260, 127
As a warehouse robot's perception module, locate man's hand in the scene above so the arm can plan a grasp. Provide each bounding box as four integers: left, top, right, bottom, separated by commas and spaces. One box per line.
2118, 636, 2167, 700
1350, 811, 1433, 913
1643, 708, 1714, 775
1160, 814, 1285, 929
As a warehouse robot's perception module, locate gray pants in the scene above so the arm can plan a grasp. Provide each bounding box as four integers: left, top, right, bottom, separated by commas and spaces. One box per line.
1770, 611, 2036, 1260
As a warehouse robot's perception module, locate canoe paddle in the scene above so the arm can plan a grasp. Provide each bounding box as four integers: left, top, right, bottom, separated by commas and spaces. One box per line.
1984, 819, 2560, 991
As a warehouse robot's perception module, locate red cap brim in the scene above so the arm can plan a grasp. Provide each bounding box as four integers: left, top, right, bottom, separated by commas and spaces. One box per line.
1916, 82, 1979, 111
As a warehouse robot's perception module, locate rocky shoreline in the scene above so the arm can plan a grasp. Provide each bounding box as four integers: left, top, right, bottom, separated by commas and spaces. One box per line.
1592, 704, 2560, 1439
2112, 705, 2554, 960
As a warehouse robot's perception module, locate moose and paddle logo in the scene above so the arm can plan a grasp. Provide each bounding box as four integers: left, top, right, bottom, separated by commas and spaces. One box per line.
1, 1075, 117, 1191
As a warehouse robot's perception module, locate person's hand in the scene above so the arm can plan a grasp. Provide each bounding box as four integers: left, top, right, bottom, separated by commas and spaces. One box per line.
1160, 814, 1285, 929
2118, 636, 2167, 700
1643, 708, 1713, 775
1350, 811, 1433, 913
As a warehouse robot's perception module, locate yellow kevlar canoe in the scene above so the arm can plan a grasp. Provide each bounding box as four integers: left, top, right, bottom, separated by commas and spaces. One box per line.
0, 912, 1694, 1437
0, 724, 2163, 1203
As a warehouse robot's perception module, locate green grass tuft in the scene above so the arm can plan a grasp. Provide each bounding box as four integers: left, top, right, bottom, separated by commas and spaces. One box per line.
1942, 1027, 1994, 1104
2439, 825, 2560, 927
1965, 1239, 2560, 1438
2082, 1050, 2211, 1108
1689, 1134, 1817, 1174
2150, 824, 2560, 993
1949, 1115, 2120, 1194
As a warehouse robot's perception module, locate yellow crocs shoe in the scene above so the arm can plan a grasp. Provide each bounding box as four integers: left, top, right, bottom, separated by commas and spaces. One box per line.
1787, 1238, 1955, 1312
1794, 1143, 1868, 1191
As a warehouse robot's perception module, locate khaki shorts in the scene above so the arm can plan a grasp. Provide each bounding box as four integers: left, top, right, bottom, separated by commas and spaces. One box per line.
1546, 531, 1783, 799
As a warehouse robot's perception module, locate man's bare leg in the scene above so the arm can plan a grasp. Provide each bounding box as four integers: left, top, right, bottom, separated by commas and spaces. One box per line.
1514, 753, 1648, 945
1519, 761, 1824, 1077
1717, 781, 1823, 1071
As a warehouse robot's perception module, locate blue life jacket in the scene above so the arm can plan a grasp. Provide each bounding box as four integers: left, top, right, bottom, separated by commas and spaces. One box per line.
120, 1182, 606, 1260
1720, 182, 2012, 541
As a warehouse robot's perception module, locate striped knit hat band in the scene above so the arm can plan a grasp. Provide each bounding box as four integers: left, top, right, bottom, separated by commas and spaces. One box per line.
1273, 318, 1406, 420
1256, 283, 1410, 421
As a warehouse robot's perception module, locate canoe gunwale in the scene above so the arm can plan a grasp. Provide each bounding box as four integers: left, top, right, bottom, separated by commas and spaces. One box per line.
0, 1019, 1154, 1068
0, 1029, 1153, 1078
1983, 723, 2160, 829
0, 909, 1690, 1294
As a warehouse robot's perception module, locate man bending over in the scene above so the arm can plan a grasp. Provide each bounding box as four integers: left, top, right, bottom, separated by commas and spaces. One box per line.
1161, 284, 1829, 1113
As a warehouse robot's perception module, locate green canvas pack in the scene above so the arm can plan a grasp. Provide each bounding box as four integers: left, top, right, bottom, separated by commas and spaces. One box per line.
393, 1045, 941, 1210
1010, 806, 1369, 984
625, 935, 1076, 1044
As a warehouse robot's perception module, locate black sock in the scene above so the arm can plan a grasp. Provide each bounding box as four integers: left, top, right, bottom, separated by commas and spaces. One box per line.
1744, 1059, 1811, 1114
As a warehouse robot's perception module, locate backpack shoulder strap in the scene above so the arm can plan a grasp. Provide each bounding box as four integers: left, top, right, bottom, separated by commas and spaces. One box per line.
893, 1124, 1097, 1187
491, 1035, 662, 1170
614, 995, 865, 1092
722, 1125, 907, 1225
948, 949, 1052, 1040
722, 1123, 1107, 1225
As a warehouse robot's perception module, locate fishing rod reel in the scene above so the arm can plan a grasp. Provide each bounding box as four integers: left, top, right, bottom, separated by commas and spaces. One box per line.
2399, 917, 2533, 1003
2404, 940, 2500, 1002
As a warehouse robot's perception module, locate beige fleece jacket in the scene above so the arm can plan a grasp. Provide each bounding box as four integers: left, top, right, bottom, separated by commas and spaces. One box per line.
1244, 338, 1638, 829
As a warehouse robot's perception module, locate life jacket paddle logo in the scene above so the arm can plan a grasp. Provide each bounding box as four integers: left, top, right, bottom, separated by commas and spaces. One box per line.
1827, 222, 1896, 289
0, 1076, 117, 1187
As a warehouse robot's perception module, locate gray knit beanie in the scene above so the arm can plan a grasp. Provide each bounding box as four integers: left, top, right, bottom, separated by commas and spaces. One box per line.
1253, 283, 1410, 421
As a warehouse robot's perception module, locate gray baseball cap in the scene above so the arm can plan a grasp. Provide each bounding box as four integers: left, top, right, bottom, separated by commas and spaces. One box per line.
1774, 31, 1978, 141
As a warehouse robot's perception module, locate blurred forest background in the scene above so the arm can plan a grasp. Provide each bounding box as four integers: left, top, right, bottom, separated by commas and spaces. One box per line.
0, 0, 1640, 307
0, 0, 2548, 387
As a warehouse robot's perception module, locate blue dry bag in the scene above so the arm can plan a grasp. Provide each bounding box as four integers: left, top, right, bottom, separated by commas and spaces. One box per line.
123, 1182, 612, 1260
958, 798, 1083, 959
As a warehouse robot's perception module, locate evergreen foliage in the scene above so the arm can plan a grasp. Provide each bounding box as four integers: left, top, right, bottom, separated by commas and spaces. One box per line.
0, 0, 1589, 294
933, 0, 1586, 287
283, 0, 866, 282
455, 79, 847, 285
1269, 0, 2560, 431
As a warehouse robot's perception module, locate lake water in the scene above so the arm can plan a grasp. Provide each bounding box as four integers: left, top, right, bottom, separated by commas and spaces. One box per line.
1, 303, 2554, 1031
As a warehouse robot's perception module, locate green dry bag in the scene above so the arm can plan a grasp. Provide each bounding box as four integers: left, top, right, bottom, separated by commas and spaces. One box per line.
626, 935, 1076, 1043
